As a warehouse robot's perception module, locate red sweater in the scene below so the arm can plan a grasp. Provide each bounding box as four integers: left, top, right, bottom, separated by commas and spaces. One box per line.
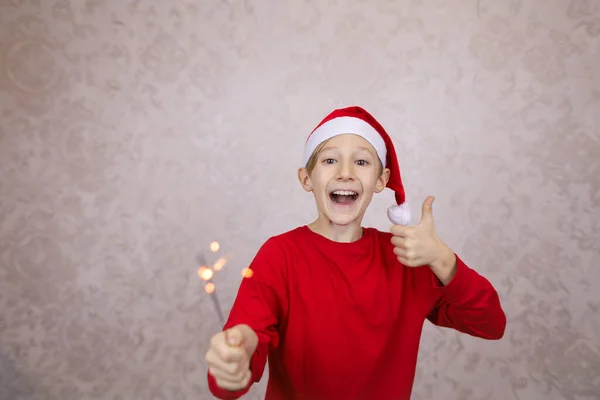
207, 226, 506, 400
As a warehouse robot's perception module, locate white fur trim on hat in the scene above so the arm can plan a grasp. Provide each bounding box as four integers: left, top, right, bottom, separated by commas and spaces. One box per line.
303, 116, 387, 166
387, 202, 411, 226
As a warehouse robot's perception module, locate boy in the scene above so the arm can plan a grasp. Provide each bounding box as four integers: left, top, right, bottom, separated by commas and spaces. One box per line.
205, 106, 506, 400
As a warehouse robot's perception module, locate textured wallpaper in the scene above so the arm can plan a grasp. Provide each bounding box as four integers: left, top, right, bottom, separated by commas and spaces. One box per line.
0, 0, 599, 399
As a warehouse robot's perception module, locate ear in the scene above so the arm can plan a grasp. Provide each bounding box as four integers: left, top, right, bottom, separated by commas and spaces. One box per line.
297, 167, 313, 192
374, 168, 390, 193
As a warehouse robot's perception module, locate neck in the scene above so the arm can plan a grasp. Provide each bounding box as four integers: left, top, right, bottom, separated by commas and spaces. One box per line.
308, 216, 364, 243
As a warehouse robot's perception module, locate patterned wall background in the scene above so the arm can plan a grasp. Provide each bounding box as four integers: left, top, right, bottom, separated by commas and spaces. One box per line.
0, 0, 599, 399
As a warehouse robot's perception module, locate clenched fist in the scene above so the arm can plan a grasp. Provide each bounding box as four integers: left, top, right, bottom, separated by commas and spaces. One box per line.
205, 324, 259, 391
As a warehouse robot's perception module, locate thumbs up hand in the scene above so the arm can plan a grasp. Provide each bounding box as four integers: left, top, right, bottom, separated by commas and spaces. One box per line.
205, 324, 258, 391
390, 197, 456, 282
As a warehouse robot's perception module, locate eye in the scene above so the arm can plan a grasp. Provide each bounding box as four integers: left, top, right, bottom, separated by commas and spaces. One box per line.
323, 158, 336, 164
355, 159, 369, 166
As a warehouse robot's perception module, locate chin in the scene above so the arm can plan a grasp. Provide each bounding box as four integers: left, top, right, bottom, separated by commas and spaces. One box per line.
324, 200, 364, 226
327, 213, 361, 226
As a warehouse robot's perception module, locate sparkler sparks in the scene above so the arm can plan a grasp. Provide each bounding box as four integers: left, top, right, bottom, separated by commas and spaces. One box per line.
197, 241, 254, 324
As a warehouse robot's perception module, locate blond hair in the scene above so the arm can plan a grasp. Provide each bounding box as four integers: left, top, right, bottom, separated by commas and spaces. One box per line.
305, 139, 331, 175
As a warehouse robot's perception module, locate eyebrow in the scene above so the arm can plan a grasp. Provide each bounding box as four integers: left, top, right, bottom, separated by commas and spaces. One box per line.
321, 146, 338, 152
321, 146, 373, 153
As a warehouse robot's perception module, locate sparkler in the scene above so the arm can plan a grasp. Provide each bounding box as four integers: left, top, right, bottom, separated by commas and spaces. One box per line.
197, 241, 254, 325
197, 241, 227, 324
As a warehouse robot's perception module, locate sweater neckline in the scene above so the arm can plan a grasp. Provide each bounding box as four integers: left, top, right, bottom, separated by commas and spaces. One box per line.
299, 225, 373, 253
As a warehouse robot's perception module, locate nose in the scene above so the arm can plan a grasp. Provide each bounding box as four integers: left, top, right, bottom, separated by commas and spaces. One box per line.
336, 160, 355, 181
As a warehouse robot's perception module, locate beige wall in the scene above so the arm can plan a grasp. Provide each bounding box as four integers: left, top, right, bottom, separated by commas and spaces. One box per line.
1, 1, 599, 399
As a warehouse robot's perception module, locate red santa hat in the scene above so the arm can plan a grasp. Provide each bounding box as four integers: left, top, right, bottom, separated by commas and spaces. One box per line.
303, 106, 411, 226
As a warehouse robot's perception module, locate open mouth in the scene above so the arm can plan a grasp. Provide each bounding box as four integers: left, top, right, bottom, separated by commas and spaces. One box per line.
329, 190, 359, 206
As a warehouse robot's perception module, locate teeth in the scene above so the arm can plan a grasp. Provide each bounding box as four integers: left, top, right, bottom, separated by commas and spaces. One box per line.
332, 190, 357, 196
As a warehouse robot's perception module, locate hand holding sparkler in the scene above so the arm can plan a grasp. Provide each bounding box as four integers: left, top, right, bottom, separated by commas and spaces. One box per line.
205, 324, 259, 391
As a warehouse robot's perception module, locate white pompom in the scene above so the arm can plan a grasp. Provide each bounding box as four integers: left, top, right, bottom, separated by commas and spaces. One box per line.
387, 202, 411, 226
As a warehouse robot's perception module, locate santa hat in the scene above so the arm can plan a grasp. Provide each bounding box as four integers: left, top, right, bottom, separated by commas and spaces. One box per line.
303, 106, 411, 226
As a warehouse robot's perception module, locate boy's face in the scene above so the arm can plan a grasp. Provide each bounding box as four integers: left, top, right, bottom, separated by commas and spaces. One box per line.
298, 134, 390, 226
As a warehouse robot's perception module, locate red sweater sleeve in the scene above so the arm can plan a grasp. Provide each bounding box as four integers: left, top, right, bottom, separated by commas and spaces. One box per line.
426, 255, 506, 340
207, 238, 288, 400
